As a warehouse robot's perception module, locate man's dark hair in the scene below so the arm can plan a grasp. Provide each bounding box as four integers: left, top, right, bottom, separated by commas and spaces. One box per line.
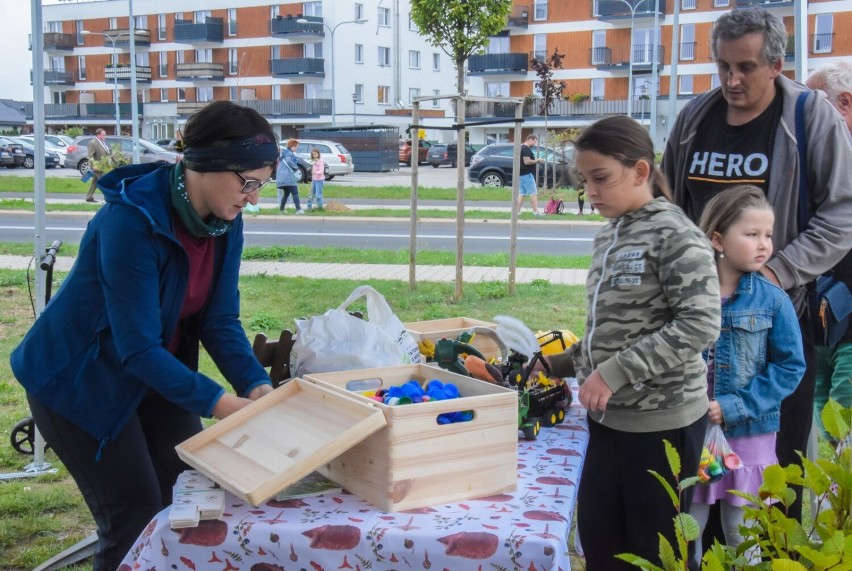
711, 7, 787, 65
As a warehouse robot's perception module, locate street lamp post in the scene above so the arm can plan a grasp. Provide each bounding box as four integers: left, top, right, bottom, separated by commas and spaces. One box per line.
82, 30, 130, 135
607, 0, 653, 118
297, 18, 367, 127
352, 92, 358, 126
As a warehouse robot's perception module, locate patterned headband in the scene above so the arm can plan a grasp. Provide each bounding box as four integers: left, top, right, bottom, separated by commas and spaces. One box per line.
182, 133, 279, 172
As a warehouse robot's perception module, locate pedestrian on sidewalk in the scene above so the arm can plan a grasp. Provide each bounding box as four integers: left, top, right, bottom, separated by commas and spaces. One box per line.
10, 101, 276, 571
306, 147, 326, 211
85, 128, 109, 202
277, 138, 303, 214
517, 134, 544, 217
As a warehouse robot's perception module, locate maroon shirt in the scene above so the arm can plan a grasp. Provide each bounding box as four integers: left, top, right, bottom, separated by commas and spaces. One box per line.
168, 220, 215, 354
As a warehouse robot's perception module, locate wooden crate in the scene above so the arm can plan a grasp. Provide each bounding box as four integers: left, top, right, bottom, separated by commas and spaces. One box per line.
403, 317, 503, 360
176, 378, 386, 506
304, 364, 518, 512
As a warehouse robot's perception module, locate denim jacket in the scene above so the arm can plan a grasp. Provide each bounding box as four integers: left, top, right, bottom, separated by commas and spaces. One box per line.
707, 272, 805, 438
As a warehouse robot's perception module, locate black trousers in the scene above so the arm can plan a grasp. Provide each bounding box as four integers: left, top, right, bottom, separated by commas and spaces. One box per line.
27, 390, 202, 571
279, 185, 301, 211
578, 414, 707, 571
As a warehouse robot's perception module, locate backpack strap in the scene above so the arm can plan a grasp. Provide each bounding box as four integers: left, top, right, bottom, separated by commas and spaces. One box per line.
795, 91, 810, 234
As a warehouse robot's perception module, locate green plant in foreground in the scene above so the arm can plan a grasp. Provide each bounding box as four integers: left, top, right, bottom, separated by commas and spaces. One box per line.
618, 400, 852, 570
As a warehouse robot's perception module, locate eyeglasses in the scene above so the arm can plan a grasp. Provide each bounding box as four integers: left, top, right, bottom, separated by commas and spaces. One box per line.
233, 170, 274, 194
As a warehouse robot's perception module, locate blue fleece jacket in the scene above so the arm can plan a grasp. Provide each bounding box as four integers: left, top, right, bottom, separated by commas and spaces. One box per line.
10, 162, 271, 454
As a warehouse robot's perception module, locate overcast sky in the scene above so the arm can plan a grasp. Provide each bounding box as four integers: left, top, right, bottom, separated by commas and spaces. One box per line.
1, 1, 62, 101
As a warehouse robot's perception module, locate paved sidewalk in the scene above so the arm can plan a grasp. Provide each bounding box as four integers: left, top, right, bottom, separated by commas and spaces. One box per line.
0, 255, 588, 286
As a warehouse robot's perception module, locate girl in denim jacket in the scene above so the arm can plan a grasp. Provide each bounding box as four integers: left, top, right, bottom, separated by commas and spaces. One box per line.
690, 185, 805, 562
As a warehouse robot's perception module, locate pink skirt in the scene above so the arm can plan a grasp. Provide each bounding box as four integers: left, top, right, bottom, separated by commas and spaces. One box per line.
691, 432, 776, 507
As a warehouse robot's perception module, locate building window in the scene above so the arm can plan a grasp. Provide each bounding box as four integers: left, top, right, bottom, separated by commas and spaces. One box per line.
229, 86, 238, 100
814, 14, 833, 53
378, 85, 390, 104
354, 44, 364, 63
157, 14, 166, 40
679, 74, 693, 95
711, 74, 721, 90
409, 14, 417, 31
304, 2, 322, 17
270, 5, 279, 19
198, 86, 213, 102
305, 42, 322, 58
228, 9, 237, 36
591, 78, 604, 101
713, 0, 729, 7
680, 24, 695, 60
109, 17, 117, 29
78, 56, 86, 80
160, 88, 168, 101
378, 7, 391, 27
432, 53, 440, 71
681, 0, 696, 9
533, 33, 547, 60
196, 49, 212, 63
484, 81, 509, 97
378, 46, 391, 66
176, 51, 185, 64
409, 87, 420, 105
174, 13, 184, 24
354, 83, 363, 103
228, 48, 238, 75
134, 15, 146, 30
433, 89, 440, 107
75, 20, 84, 45
409, 50, 420, 69
177, 88, 186, 102
159, 51, 168, 77
355, 3, 364, 20
591, 30, 606, 65
533, 0, 547, 21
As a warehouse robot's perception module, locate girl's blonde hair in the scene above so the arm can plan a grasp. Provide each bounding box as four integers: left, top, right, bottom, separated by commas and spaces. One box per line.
697, 185, 773, 240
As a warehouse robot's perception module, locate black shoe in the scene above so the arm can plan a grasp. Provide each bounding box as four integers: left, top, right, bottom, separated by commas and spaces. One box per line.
85, 198, 96, 203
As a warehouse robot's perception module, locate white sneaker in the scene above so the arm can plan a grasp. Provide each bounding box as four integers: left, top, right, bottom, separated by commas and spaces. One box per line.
296, 209, 304, 215
533, 212, 543, 217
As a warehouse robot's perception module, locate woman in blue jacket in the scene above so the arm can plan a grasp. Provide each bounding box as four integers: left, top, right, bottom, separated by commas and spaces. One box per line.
10, 101, 278, 570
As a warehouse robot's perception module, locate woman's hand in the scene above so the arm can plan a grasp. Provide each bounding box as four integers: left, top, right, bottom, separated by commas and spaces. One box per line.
578, 369, 612, 413
708, 400, 724, 425
247, 384, 273, 401
212, 393, 255, 420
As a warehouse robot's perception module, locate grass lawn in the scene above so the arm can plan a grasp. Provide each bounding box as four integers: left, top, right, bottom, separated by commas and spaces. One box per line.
0, 268, 588, 569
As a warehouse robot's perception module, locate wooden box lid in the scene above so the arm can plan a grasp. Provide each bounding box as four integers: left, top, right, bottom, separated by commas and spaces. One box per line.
176, 378, 387, 506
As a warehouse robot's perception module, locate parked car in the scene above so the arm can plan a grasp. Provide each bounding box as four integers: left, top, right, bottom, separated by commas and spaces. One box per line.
276, 145, 330, 184
292, 139, 354, 180
20, 134, 75, 149
0, 137, 27, 168
6, 136, 61, 169
427, 142, 477, 168
467, 143, 578, 188
18, 138, 68, 166
399, 139, 432, 166
65, 135, 181, 174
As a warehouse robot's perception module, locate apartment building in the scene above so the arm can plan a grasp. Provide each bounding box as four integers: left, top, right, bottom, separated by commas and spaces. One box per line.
466, 0, 852, 148
34, 0, 464, 141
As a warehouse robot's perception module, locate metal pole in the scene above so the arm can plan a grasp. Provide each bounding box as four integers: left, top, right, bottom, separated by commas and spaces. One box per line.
129, 0, 140, 162
628, 8, 635, 118
667, 0, 681, 138
111, 36, 120, 135
330, 23, 336, 126
353, 94, 358, 125
649, 0, 659, 148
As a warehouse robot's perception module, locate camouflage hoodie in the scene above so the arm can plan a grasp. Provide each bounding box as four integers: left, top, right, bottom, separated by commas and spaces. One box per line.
551, 197, 721, 432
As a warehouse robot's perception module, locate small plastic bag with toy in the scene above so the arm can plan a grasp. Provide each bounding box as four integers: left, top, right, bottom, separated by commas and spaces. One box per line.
697, 424, 742, 484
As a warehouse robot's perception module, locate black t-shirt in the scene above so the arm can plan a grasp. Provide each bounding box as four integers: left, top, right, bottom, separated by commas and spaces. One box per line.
519, 144, 535, 176
684, 90, 784, 218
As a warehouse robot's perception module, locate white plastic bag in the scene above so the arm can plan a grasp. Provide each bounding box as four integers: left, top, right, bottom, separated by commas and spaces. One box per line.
292, 285, 422, 376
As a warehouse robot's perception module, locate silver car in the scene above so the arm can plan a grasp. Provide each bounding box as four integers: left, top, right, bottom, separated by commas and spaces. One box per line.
65, 135, 181, 174
293, 139, 354, 180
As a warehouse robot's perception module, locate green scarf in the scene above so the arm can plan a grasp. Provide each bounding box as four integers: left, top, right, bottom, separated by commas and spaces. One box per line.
170, 162, 232, 238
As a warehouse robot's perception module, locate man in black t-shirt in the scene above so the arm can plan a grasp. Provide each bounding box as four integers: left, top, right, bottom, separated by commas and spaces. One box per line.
517, 134, 544, 216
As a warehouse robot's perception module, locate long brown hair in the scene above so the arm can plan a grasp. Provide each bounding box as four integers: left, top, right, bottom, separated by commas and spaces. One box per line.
574, 116, 671, 200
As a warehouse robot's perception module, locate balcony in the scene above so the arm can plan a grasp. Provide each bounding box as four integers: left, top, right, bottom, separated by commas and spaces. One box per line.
466, 97, 632, 119
270, 58, 325, 78
174, 17, 224, 45
175, 62, 225, 83
270, 14, 324, 39
99, 28, 151, 48
31, 69, 75, 86
105, 64, 153, 83
23, 102, 133, 119
594, 0, 666, 20
177, 101, 211, 116
735, 0, 793, 7
468, 53, 529, 76
237, 98, 332, 117
40, 32, 74, 53
507, 4, 530, 29
591, 44, 665, 72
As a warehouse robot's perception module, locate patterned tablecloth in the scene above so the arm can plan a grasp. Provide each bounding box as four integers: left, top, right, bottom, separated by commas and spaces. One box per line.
120, 392, 588, 571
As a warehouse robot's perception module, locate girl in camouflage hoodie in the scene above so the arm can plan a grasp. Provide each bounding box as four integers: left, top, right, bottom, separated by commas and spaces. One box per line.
547, 116, 721, 570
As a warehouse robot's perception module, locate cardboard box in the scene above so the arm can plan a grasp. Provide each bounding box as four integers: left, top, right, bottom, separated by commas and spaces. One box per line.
403, 317, 504, 360
176, 378, 386, 506
305, 364, 518, 511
